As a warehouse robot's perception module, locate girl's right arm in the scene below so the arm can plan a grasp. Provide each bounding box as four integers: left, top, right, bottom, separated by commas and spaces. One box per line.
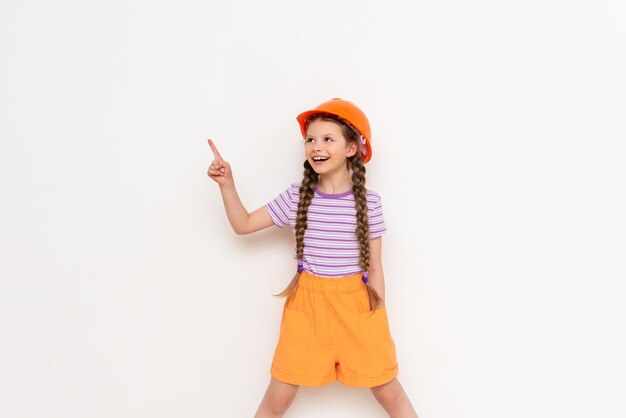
207, 139, 274, 235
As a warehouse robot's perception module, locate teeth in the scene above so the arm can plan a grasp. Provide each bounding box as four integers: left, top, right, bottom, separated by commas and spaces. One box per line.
313, 156, 328, 161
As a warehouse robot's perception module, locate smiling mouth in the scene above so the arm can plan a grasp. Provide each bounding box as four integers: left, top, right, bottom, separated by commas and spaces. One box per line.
311, 156, 329, 165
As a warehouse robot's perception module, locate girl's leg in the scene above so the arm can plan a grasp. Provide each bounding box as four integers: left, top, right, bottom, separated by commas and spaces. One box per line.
370, 378, 419, 418
254, 377, 300, 418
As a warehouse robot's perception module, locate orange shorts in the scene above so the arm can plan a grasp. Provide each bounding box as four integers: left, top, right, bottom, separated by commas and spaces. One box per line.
270, 270, 399, 388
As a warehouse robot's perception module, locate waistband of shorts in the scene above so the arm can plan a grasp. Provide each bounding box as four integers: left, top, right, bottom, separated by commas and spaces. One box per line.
297, 270, 366, 294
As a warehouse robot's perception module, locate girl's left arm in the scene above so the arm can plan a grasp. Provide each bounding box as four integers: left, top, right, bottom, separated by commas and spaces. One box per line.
368, 236, 386, 306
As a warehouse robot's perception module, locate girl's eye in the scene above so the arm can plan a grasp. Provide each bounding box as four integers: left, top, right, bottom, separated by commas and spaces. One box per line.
305, 137, 333, 142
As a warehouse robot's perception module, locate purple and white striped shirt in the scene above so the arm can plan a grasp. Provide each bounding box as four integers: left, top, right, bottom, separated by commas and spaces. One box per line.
266, 183, 386, 278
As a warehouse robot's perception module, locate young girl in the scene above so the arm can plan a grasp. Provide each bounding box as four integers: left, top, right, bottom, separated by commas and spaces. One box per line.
208, 98, 419, 418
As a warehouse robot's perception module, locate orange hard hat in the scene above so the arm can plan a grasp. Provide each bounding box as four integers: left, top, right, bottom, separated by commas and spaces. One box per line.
296, 98, 373, 163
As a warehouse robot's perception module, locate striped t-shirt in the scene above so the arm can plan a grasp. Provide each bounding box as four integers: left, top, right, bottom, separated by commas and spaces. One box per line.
265, 183, 386, 278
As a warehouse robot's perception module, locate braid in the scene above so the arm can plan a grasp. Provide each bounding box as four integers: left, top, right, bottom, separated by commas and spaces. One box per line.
273, 160, 318, 299
350, 152, 385, 310
352, 158, 370, 272
295, 161, 318, 260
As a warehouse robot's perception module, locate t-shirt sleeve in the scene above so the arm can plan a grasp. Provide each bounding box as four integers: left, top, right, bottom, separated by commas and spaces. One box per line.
369, 192, 387, 239
265, 184, 296, 228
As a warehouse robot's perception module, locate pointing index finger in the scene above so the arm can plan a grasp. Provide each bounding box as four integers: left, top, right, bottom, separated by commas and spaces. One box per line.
208, 139, 223, 161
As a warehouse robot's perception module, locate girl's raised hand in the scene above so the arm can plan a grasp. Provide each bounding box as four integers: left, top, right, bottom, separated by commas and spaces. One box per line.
207, 139, 233, 186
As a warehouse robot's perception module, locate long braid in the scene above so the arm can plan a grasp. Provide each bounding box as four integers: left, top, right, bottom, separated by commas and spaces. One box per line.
273, 160, 318, 298
351, 152, 384, 310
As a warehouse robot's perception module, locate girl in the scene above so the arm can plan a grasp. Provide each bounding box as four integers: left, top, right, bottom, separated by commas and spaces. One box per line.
207, 98, 419, 418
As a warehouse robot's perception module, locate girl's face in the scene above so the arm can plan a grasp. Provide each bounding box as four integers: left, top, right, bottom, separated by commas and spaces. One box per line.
304, 119, 357, 175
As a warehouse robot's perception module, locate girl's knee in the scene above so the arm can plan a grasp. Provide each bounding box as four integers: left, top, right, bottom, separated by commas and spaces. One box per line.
370, 378, 402, 403
264, 378, 299, 414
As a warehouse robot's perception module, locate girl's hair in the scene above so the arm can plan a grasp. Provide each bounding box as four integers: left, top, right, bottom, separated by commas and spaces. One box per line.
272, 114, 384, 310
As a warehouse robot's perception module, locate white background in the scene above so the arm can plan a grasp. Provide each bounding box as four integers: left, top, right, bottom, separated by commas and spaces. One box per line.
1, 1, 625, 417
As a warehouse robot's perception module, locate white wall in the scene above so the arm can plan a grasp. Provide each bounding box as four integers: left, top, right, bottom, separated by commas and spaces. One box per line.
1, 1, 625, 417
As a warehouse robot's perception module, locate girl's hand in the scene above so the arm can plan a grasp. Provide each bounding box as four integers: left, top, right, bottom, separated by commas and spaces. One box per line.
207, 139, 233, 186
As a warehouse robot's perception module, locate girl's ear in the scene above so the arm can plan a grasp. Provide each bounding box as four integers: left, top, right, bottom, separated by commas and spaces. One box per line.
346, 142, 358, 157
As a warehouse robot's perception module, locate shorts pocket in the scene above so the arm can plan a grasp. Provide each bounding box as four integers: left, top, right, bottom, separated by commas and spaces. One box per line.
272, 305, 314, 374
357, 307, 397, 368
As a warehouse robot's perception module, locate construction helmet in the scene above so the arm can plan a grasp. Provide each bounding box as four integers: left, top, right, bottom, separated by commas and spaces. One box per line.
296, 98, 373, 163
